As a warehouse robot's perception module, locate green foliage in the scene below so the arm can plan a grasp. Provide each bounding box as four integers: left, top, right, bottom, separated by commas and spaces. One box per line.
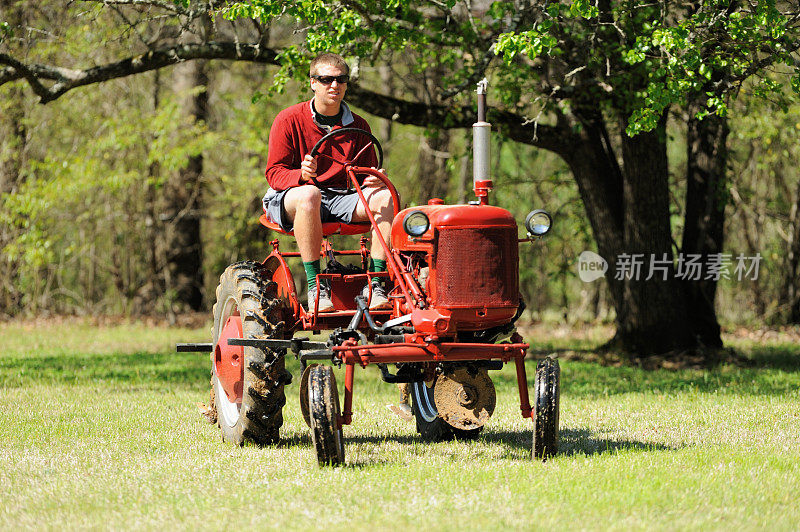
220, 0, 495, 104
218, 1, 799, 139
0, 21, 11, 42
495, 1, 800, 135
721, 79, 800, 324
0, 79, 217, 312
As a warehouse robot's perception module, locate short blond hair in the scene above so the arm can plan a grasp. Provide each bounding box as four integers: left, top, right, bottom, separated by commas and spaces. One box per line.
310, 53, 350, 77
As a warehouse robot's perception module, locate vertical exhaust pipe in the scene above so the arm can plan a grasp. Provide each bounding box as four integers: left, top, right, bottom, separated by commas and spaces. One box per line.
473, 78, 493, 205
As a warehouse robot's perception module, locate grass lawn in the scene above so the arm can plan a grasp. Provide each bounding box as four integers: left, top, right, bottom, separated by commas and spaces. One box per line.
0, 319, 798, 530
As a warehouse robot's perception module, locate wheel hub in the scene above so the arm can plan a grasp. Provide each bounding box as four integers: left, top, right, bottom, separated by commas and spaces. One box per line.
457, 385, 478, 408
214, 314, 243, 403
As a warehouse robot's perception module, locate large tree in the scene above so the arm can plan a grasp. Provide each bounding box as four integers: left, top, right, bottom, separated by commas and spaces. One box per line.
2, 0, 798, 358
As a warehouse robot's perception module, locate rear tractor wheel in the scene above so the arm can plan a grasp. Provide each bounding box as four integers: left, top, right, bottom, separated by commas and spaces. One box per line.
410, 367, 495, 442
211, 261, 290, 446
532, 357, 560, 460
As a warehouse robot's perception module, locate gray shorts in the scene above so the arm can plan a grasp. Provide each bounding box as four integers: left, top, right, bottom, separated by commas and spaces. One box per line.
262, 187, 361, 232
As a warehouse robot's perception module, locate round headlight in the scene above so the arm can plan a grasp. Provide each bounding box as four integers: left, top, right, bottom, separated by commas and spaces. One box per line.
403, 210, 430, 237
525, 209, 552, 236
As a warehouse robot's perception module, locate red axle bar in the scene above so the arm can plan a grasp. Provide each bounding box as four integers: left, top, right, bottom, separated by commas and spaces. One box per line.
332, 341, 528, 366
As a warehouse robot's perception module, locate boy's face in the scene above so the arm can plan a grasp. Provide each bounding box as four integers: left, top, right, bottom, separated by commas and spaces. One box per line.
310, 63, 348, 110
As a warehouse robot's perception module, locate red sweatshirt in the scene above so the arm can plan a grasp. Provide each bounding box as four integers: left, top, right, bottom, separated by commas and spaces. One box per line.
265, 100, 378, 191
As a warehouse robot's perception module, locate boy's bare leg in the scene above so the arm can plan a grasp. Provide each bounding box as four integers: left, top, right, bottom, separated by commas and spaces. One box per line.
283, 185, 323, 262
352, 185, 393, 258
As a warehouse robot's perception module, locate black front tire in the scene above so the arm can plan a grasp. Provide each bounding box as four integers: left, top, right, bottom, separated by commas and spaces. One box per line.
308, 365, 345, 466
532, 358, 560, 460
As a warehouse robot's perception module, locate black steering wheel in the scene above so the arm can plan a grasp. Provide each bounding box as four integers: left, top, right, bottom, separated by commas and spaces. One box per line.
308, 127, 384, 194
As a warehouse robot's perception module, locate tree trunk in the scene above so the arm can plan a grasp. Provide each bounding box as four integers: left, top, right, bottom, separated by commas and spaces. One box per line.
417, 130, 451, 204
560, 117, 625, 319
416, 64, 451, 204
785, 181, 800, 323
617, 117, 694, 353
457, 131, 471, 204
378, 65, 393, 159
567, 111, 699, 355
163, 59, 207, 311
133, 70, 165, 314
681, 105, 728, 346
0, 83, 26, 315
0, 0, 28, 315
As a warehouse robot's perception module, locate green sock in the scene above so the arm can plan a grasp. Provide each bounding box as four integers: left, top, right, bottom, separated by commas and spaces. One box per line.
369, 258, 387, 273
304, 260, 321, 291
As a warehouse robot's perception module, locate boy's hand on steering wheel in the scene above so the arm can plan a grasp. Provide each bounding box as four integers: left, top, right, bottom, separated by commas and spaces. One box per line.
362, 169, 386, 189
300, 154, 317, 183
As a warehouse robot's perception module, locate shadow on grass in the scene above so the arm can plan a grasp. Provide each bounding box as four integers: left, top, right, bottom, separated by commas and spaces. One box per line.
558, 428, 679, 456
490, 344, 800, 398
345, 433, 420, 446
478, 428, 678, 458
277, 432, 313, 447
334, 427, 677, 464
5, 344, 798, 399
741, 345, 800, 371
0, 351, 209, 388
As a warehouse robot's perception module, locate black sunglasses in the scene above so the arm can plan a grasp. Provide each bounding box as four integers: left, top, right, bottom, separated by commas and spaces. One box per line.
312, 74, 350, 84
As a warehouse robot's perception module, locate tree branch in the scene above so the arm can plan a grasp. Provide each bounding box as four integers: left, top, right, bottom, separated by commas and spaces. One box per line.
79, 0, 190, 15
0, 42, 279, 102
0, 41, 575, 154
347, 84, 575, 154
0, 53, 54, 101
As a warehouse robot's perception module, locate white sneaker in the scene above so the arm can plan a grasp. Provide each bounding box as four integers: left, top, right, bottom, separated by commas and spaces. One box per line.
361, 279, 390, 310
308, 284, 334, 313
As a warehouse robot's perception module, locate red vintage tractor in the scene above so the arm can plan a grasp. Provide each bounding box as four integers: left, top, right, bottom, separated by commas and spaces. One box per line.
178, 82, 559, 465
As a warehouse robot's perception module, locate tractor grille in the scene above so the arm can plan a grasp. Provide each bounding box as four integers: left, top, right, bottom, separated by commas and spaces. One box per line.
434, 227, 518, 307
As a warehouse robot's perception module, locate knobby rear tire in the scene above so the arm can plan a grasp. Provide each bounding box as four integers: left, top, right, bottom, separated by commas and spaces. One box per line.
211, 261, 289, 446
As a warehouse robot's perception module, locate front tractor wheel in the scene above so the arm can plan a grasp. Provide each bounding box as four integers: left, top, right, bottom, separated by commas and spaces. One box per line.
307, 365, 345, 466
532, 358, 560, 460
211, 261, 288, 446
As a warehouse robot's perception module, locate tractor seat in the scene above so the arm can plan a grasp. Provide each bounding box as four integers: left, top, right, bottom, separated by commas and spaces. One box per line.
259, 214, 371, 236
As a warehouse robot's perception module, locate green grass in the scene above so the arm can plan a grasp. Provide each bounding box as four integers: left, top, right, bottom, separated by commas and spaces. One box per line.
1, 320, 799, 530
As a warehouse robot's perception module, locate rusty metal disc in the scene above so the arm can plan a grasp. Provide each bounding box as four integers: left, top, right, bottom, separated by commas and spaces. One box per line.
433, 368, 496, 430
299, 363, 321, 428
